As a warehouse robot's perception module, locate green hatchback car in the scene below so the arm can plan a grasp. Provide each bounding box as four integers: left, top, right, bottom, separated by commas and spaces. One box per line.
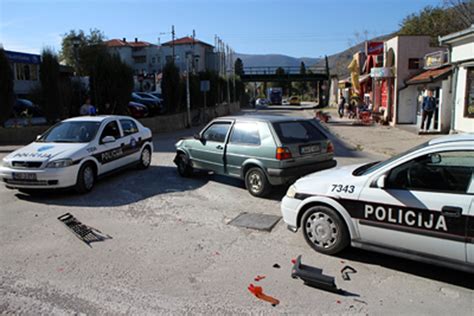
174, 115, 336, 196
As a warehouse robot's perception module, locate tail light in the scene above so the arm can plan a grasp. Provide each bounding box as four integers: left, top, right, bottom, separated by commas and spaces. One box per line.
276, 147, 292, 160
327, 141, 334, 153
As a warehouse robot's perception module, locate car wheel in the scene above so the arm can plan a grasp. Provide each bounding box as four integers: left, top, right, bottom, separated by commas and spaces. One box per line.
137, 146, 152, 169
176, 153, 193, 177
245, 167, 271, 197
301, 205, 349, 255
75, 163, 95, 194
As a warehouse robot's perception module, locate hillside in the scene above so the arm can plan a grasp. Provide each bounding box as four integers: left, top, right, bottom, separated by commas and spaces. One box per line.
234, 53, 319, 69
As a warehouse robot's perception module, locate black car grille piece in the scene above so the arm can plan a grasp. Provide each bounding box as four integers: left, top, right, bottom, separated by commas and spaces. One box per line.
58, 213, 112, 247
12, 161, 43, 168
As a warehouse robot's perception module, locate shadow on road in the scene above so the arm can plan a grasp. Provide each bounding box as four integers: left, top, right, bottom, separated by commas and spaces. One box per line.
337, 247, 474, 289
16, 166, 207, 207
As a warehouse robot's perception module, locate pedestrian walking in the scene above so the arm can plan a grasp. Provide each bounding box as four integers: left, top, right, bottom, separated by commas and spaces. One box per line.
420, 90, 436, 132
338, 93, 345, 118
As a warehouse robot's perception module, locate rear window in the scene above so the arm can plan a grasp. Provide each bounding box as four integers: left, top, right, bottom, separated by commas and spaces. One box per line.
272, 121, 326, 144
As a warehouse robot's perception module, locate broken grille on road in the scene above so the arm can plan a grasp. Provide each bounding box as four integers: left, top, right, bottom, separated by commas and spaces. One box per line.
58, 213, 112, 247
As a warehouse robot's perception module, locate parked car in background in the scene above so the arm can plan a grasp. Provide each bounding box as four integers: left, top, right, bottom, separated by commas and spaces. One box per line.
174, 115, 336, 197
131, 93, 163, 115
128, 101, 149, 119
281, 134, 474, 272
4, 98, 47, 128
0, 115, 153, 194
289, 96, 301, 105
137, 92, 166, 114
255, 98, 269, 107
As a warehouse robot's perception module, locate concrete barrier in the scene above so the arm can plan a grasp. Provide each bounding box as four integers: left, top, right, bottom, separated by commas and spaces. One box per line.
0, 102, 241, 145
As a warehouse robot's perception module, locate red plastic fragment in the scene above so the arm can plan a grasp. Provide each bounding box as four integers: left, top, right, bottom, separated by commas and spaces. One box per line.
248, 283, 280, 306
254, 275, 266, 282
291, 258, 297, 264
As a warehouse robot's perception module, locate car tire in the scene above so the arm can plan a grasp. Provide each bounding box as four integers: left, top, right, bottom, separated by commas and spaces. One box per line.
301, 205, 349, 255
75, 162, 96, 194
245, 167, 271, 197
176, 153, 193, 177
137, 146, 152, 169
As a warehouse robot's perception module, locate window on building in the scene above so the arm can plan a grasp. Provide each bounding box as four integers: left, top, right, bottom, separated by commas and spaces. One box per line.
408, 58, 420, 70
133, 56, 146, 64
151, 57, 156, 64
15, 63, 38, 81
465, 68, 474, 118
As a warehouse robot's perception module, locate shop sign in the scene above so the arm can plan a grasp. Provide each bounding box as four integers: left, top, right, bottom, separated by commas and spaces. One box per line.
366, 41, 384, 55
5, 50, 41, 64
424, 51, 448, 69
371, 67, 394, 78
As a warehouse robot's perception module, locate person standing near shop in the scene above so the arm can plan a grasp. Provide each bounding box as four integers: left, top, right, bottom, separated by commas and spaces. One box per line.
80, 97, 97, 116
420, 90, 436, 132
338, 93, 345, 118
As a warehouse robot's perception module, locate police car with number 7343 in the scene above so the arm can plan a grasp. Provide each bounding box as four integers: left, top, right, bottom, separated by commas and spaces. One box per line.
0, 116, 153, 194
281, 134, 474, 272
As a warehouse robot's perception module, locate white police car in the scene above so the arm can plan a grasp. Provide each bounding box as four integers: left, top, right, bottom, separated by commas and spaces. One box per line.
0, 116, 153, 194
282, 134, 474, 272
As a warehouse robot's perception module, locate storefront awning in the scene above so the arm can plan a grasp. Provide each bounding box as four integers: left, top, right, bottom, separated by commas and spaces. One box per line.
406, 65, 452, 85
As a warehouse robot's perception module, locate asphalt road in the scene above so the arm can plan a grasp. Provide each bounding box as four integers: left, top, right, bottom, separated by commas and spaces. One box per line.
0, 109, 472, 314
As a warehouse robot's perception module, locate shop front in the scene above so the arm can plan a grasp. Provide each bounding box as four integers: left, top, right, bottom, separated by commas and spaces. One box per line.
371, 67, 394, 122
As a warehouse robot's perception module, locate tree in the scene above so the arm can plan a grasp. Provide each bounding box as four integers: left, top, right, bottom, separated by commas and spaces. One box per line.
398, 4, 470, 44
443, 0, 474, 28
89, 51, 134, 115
161, 61, 182, 113
60, 29, 105, 75
0, 49, 15, 124
234, 58, 244, 76
40, 49, 61, 122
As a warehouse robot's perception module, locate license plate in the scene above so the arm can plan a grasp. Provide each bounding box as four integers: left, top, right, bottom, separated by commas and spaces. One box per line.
12, 172, 37, 181
300, 144, 320, 155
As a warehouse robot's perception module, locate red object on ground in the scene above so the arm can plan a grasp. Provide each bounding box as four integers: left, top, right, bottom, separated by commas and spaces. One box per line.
337, 300, 341, 304
254, 275, 266, 282
291, 258, 297, 264
248, 284, 280, 306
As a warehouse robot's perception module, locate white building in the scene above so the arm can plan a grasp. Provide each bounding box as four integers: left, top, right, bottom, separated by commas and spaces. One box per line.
160, 37, 218, 73
106, 38, 161, 75
383, 35, 439, 125
4, 50, 41, 96
440, 25, 474, 133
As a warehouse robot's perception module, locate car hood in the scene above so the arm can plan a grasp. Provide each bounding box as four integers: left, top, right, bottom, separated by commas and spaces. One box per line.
5, 142, 88, 163
294, 163, 369, 196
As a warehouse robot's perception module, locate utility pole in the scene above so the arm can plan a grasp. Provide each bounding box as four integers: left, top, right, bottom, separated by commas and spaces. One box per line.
186, 54, 191, 128
171, 25, 175, 62
226, 44, 231, 106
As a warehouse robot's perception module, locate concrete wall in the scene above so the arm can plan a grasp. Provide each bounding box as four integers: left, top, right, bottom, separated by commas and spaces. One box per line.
451, 38, 474, 62
0, 102, 241, 145
397, 85, 418, 123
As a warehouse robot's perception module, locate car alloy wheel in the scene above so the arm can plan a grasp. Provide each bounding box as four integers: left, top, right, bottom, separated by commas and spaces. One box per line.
248, 171, 263, 193
301, 206, 349, 255
141, 148, 151, 167
83, 165, 95, 190
244, 167, 270, 197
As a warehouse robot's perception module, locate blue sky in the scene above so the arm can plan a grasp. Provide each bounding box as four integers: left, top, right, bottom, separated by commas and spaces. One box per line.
0, 0, 441, 57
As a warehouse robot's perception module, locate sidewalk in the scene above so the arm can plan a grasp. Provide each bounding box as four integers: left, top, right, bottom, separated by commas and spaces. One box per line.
322, 108, 439, 158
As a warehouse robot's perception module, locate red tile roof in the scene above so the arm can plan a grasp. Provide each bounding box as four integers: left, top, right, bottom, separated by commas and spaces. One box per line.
406, 65, 452, 84
106, 39, 153, 48
162, 36, 213, 47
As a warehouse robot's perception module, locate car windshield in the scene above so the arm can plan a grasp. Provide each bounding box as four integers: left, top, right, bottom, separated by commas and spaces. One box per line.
352, 141, 430, 176
37, 121, 101, 143
272, 120, 326, 144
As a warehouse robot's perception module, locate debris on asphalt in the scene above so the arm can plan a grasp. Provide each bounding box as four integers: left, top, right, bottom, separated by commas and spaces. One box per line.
291, 255, 342, 294
58, 213, 112, 247
341, 265, 357, 281
291, 258, 297, 264
353, 298, 368, 305
248, 283, 280, 306
272, 263, 281, 269
254, 275, 266, 282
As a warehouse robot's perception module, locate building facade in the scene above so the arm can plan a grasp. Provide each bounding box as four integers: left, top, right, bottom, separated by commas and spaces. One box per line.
106, 38, 161, 75
4, 50, 41, 96
440, 25, 474, 133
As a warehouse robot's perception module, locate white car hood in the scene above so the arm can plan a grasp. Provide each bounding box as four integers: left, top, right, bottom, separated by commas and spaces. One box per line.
6, 142, 88, 163
294, 163, 369, 195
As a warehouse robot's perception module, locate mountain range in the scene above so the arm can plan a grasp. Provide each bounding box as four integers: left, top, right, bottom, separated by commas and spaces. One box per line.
234, 53, 319, 69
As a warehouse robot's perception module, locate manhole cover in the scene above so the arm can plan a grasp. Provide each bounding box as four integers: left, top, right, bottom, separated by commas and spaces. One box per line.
229, 212, 281, 232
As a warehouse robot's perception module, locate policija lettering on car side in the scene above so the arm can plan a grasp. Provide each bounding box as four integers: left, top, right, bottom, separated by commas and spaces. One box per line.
364, 204, 447, 231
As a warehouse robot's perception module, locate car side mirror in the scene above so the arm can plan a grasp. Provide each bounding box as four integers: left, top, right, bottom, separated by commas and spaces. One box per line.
375, 174, 386, 189
102, 136, 116, 143
36, 135, 41, 141
193, 133, 201, 140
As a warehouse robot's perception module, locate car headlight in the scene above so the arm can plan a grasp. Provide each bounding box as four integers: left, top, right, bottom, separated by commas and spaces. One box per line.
46, 159, 73, 168
286, 185, 297, 198
1, 159, 10, 168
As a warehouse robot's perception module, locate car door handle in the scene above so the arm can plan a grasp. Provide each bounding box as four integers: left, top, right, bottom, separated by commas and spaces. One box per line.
441, 206, 462, 218
216, 145, 224, 150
